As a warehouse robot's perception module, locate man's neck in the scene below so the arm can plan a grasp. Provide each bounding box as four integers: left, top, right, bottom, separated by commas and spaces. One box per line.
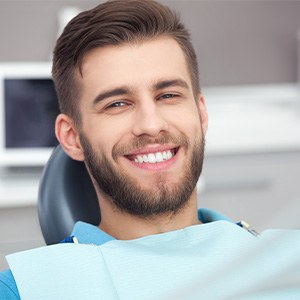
98, 190, 200, 240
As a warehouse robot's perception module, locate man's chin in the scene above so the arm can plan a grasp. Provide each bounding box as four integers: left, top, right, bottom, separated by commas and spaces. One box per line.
130, 176, 181, 193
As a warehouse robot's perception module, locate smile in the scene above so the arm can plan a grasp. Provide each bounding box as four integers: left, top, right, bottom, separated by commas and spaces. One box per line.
133, 149, 175, 164
126, 147, 178, 164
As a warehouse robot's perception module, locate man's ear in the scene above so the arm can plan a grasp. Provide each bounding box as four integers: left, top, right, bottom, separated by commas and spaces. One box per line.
55, 114, 84, 161
197, 94, 208, 134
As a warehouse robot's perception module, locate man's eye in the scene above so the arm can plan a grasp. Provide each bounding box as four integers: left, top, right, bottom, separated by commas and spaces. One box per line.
106, 102, 127, 109
158, 93, 177, 100
102, 101, 132, 114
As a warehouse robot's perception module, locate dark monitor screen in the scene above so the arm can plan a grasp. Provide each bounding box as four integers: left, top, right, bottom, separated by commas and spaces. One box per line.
4, 78, 60, 149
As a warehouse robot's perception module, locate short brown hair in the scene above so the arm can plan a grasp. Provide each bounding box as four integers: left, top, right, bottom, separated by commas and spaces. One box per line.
52, 0, 200, 124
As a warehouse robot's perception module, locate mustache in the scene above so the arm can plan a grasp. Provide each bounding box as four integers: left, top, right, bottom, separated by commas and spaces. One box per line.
112, 133, 189, 158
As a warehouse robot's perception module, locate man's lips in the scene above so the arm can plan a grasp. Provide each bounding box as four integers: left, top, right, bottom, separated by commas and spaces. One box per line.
124, 146, 179, 164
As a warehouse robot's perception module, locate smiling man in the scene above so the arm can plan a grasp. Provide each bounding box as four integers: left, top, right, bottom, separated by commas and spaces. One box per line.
1, 1, 300, 299
56, 36, 207, 239
53, 0, 208, 241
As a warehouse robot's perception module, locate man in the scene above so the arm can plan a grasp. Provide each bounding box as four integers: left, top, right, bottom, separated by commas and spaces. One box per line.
1, 1, 300, 299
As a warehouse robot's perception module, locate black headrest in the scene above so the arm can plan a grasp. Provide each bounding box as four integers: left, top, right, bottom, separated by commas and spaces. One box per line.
38, 145, 100, 245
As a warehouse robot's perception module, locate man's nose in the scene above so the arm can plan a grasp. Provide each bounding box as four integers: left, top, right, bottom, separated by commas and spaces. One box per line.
132, 102, 169, 137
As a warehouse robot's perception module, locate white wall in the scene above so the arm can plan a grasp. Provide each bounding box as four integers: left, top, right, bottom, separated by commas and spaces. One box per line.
0, 0, 300, 86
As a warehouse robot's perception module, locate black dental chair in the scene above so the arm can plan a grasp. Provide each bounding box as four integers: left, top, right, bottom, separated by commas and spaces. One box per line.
38, 145, 100, 245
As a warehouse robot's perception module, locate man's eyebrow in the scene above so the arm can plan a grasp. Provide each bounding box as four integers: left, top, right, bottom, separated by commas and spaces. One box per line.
92, 79, 188, 105
153, 79, 189, 91
93, 87, 130, 105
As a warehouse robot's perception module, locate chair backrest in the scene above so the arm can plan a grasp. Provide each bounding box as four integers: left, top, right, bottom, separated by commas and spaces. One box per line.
38, 145, 100, 245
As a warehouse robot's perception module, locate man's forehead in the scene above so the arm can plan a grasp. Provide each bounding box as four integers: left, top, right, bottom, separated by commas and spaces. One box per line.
79, 37, 189, 79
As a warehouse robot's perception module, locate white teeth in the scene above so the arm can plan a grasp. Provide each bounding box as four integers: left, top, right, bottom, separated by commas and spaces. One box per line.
155, 152, 163, 162
134, 150, 175, 164
148, 153, 156, 163
162, 152, 167, 160
166, 150, 173, 160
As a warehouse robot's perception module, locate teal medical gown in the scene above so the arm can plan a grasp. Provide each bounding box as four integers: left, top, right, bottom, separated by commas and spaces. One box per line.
0, 209, 300, 299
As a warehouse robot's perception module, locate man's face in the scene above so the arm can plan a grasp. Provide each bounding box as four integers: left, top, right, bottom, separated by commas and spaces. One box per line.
76, 37, 207, 217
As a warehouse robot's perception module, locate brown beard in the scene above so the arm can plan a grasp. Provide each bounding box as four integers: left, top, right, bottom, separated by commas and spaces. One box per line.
79, 132, 205, 218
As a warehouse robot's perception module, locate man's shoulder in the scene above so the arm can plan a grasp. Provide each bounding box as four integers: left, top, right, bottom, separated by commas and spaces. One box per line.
0, 269, 20, 299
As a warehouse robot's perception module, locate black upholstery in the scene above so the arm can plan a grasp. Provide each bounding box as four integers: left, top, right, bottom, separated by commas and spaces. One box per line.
38, 145, 100, 245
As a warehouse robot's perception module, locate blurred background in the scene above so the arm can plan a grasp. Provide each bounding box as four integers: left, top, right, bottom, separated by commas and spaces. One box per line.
0, 0, 300, 270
